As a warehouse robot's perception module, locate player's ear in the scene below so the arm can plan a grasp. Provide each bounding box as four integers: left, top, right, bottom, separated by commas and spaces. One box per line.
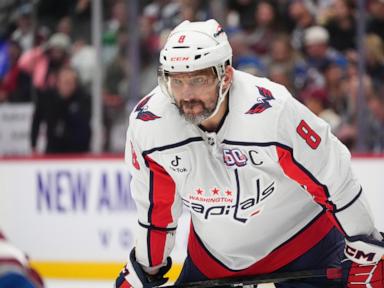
223, 65, 233, 87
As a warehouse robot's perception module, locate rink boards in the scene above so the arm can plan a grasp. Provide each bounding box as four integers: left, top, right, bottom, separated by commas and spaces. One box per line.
0, 155, 383, 286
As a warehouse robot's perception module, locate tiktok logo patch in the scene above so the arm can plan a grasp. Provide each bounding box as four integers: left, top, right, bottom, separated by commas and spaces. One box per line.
171, 156, 181, 167
170, 155, 187, 173
163, 153, 190, 174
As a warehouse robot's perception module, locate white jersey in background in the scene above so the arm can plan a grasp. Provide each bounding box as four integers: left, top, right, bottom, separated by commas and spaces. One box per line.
0, 231, 44, 287
124, 69, 377, 279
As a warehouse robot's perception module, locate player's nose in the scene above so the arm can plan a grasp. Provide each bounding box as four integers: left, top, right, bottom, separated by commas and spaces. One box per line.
180, 85, 196, 100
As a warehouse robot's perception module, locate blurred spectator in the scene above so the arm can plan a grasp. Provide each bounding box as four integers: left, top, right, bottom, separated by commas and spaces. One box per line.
229, 29, 269, 77
323, 0, 356, 53
70, 0, 91, 42
269, 64, 295, 93
103, 29, 130, 152
301, 25, 347, 87
0, 40, 31, 103
143, 0, 180, 33
56, 16, 73, 39
322, 61, 349, 116
336, 69, 376, 150
264, 33, 305, 91
11, 2, 34, 52
367, 0, 384, 42
34, 25, 51, 48
102, 0, 128, 64
303, 26, 347, 70
229, 31, 257, 66
36, 0, 90, 32
105, 0, 128, 34
139, 15, 160, 59
18, 33, 71, 92
31, 67, 91, 154
288, 0, 317, 50
345, 64, 376, 117
266, 34, 299, 68
235, 55, 267, 76
0, 35, 10, 79
102, 19, 159, 152
247, 0, 282, 56
364, 34, 384, 88
365, 89, 384, 152
299, 85, 341, 132
36, 0, 91, 42
227, 0, 258, 31
0, 0, 382, 154
137, 16, 159, 97
178, 0, 209, 23
0, 230, 44, 288
0, 1, 19, 35
71, 38, 96, 91
144, 0, 209, 35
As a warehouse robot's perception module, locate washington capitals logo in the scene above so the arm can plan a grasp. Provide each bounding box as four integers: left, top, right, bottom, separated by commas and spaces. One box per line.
135, 94, 160, 121
246, 86, 275, 114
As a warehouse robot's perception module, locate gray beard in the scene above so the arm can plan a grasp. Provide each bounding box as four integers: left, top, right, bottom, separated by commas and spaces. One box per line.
174, 81, 223, 125
176, 98, 218, 125
178, 108, 213, 125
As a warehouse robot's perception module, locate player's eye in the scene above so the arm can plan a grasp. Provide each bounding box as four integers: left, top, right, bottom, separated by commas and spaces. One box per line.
171, 78, 183, 86
190, 77, 208, 87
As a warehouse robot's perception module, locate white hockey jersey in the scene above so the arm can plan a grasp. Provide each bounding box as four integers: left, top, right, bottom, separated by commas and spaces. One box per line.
125, 69, 377, 279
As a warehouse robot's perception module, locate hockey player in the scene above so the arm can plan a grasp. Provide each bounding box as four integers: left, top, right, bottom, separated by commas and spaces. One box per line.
0, 231, 44, 288
116, 19, 384, 287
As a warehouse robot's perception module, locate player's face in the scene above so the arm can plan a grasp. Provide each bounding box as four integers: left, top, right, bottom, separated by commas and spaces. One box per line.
168, 68, 219, 124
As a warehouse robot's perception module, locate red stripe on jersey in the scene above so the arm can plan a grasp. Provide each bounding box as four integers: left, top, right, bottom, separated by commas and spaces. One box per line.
276, 146, 344, 233
149, 229, 168, 267
188, 213, 333, 279
0, 258, 25, 268
145, 156, 176, 266
121, 282, 132, 288
276, 146, 330, 208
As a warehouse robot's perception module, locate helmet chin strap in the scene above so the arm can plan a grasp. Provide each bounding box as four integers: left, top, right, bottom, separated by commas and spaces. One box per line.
203, 77, 231, 122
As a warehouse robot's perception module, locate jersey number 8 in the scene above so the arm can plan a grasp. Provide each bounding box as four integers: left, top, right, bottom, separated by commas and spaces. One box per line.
296, 120, 321, 149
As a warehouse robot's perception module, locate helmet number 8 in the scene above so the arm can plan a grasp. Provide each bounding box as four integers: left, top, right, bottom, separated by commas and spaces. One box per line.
296, 120, 321, 149
178, 35, 186, 43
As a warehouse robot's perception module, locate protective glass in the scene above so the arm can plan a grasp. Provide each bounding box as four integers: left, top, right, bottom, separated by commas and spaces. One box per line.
158, 67, 219, 102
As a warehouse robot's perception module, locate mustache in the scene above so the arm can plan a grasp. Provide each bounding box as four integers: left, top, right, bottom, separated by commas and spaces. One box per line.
180, 99, 204, 108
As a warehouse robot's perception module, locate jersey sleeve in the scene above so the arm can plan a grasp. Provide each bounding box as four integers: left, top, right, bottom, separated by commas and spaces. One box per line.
124, 126, 182, 270
275, 87, 378, 238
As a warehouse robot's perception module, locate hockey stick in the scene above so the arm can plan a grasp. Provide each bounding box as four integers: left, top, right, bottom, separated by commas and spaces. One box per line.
163, 267, 343, 288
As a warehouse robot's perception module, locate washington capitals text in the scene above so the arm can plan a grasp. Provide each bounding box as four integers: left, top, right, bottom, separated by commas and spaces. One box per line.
182, 178, 275, 223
